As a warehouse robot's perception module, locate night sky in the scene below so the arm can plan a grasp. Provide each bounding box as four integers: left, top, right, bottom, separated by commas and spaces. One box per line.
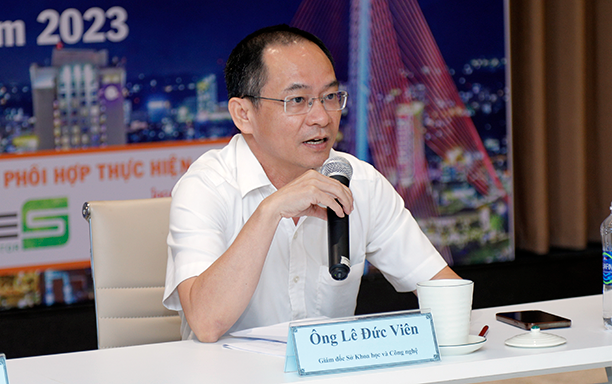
0, 0, 506, 87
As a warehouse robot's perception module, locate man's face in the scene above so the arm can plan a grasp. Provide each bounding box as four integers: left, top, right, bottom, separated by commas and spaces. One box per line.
245, 41, 341, 183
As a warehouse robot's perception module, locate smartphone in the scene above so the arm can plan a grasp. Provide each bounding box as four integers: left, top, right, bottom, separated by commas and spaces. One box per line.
495, 310, 571, 330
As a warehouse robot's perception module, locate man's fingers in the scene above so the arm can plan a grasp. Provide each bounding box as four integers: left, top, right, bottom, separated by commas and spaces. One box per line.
273, 170, 354, 220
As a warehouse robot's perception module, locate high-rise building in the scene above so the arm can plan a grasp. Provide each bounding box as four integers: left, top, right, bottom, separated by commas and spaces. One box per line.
197, 74, 217, 114
30, 48, 126, 150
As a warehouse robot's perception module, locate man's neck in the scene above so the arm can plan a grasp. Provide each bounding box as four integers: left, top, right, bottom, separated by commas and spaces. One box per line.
242, 135, 308, 189
261, 162, 302, 190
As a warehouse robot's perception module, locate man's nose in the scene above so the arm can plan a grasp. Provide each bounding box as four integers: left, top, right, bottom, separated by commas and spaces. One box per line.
306, 97, 332, 124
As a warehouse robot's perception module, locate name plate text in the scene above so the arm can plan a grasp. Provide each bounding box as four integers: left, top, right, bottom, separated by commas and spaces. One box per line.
284, 310, 439, 375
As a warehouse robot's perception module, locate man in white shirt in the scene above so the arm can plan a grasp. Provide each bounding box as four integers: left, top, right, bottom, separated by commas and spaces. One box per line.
163, 24, 460, 342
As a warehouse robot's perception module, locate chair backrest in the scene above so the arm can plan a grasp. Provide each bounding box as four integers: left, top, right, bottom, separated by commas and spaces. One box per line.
82, 197, 181, 348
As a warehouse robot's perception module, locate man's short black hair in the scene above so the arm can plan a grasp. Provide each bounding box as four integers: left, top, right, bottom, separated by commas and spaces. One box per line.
224, 24, 335, 103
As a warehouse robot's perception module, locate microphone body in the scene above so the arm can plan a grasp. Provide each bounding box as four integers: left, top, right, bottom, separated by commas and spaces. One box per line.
320, 157, 353, 281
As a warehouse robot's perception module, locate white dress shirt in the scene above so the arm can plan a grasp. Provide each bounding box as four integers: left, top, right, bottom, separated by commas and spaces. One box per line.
163, 134, 447, 339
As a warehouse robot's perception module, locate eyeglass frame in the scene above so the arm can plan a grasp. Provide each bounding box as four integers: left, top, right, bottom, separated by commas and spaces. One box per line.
242, 90, 348, 115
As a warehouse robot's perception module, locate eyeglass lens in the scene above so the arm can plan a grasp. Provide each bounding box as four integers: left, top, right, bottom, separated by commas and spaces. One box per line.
285, 92, 347, 115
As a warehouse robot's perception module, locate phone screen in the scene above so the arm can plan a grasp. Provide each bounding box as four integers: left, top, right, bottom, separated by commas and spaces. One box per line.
495, 310, 571, 330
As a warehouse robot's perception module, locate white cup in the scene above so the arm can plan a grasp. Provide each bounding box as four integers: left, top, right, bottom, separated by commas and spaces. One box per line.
417, 279, 474, 346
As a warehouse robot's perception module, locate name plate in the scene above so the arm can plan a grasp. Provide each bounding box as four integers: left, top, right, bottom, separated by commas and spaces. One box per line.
284, 310, 439, 375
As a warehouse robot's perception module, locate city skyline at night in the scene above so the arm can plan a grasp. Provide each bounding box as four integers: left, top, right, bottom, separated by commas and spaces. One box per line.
0, 0, 510, 267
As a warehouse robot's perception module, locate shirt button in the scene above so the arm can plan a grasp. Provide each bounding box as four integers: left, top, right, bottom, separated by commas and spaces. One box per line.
293, 276, 299, 283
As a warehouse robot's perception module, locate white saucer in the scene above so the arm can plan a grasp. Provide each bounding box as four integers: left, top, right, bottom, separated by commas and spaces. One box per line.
439, 335, 487, 356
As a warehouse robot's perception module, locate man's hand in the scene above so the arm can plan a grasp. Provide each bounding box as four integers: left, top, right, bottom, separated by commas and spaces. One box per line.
264, 169, 353, 221
431, 266, 461, 280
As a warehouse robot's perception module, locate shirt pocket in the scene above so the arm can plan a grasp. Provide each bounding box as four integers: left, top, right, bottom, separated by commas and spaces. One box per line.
315, 260, 365, 318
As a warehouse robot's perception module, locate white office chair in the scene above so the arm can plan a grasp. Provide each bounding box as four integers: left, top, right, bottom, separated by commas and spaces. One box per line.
82, 197, 181, 348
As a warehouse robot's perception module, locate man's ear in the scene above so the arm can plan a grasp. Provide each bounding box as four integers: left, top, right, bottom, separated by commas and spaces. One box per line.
228, 97, 254, 134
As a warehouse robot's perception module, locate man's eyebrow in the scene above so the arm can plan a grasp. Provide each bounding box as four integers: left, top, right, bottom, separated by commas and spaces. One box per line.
283, 83, 309, 93
283, 80, 339, 93
325, 80, 340, 89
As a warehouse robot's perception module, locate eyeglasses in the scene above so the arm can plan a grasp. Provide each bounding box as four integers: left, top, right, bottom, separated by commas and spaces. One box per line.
244, 90, 348, 115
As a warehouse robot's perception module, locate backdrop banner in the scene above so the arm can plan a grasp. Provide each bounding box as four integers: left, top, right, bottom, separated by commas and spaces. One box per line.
1, 140, 226, 270
0, 0, 511, 308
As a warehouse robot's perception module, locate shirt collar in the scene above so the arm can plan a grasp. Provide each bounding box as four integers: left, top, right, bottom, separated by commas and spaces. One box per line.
234, 134, 274, 198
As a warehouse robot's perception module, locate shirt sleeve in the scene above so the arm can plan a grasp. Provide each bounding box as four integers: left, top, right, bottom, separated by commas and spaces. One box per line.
162, 169, 234, 311
362, 165, 447, 292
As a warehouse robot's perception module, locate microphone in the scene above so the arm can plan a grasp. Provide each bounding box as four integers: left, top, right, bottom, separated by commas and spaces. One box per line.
320, 157, 353, 281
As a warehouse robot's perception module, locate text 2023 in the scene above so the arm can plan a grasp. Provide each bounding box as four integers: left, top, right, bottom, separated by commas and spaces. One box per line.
0, 6, 128, 48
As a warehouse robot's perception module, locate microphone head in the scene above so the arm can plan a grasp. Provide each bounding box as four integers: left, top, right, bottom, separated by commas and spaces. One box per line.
320, 157, 353, 181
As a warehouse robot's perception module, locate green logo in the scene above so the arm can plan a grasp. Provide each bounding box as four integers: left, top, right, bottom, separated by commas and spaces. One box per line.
21, 198, 69, 249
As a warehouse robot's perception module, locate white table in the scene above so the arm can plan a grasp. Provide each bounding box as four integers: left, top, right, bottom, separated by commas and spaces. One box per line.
7, 295, 612, 384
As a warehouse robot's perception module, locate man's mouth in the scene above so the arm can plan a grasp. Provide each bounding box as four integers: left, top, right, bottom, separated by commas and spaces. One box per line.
304, 138, 327, 144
